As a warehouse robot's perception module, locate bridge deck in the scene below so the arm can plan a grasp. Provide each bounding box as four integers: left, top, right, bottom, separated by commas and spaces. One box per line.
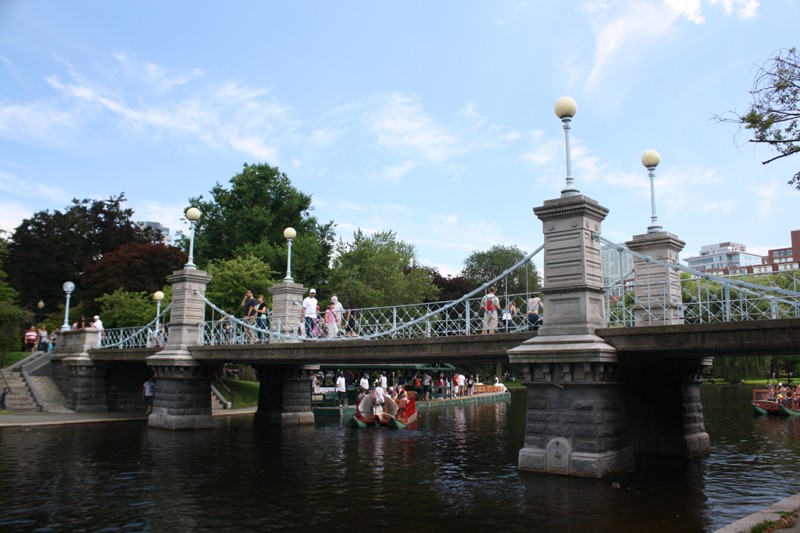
189, 331, 536, 364
598, 318, 800, 358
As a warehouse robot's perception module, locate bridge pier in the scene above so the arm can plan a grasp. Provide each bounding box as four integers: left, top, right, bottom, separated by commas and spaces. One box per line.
57, 327, 110, 412
510, 194, 635, 478
147, 363, 215, 429
253, 364, 316, 426
148, 267, 216, 429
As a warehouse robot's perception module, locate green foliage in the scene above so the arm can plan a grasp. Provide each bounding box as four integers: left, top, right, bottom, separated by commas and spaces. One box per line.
220, 377, 260, 408
716, 47, 800, 188
205, 255, 278, 314
96, 289, 172, 329
79, 243, 186, 315
188, 163, 335, 288
0, 351, 29, 370
461, 244, 540, 296
712, 356, 771, 383
6, 194, 156, 311
0, 234, 25, 355
328, 230, 439, 308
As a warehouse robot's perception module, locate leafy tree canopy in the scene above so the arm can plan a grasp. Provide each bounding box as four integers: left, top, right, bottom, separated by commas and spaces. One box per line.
461, 244, 540, 298
716, 47, 800, 188
328, 230, 439, 309
188, 163, 335, 288
6, 194, 158, 311
96, 289, 172, 329
0, 234, 26, 355
79, 243, 186, 316
205, 255, 278, 316
427, 268, 473, 303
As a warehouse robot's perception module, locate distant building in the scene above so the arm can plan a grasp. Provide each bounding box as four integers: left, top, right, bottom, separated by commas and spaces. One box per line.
685, 230, 800, 275
684, 241, 763, 273
136, 221, 172, 245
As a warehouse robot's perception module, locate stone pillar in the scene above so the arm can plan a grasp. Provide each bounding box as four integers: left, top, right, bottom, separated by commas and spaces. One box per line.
59, 328, 109, 411
534, 195, 608, 337
148, 364, 214, 430
253, 364, 316, 426
268, 281, 306, 339
148, 267, 215, 430
519, 361, 633, 477
509, 194, 634, 478
625, 231, 686, 326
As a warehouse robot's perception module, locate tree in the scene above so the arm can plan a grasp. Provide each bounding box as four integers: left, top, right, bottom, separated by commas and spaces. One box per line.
96, 289, 172, 329
461, 245, 540, 298
204, 255, 279, 315
79, 243, 187, 316
188, 163, 335, 288
328, 230, 439, 309
428, 268, 473, 302
0, 233, 26, 357
716, 47, 800, 188
6, 194, 158, 311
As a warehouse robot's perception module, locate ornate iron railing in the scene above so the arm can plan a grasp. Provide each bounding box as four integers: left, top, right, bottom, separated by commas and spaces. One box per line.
98, 304, 172, 349
198, 245, 544, 344
599, 235, 800, 327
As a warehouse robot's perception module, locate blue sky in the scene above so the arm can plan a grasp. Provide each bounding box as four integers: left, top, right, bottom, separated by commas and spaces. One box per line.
1, 0, 798, 276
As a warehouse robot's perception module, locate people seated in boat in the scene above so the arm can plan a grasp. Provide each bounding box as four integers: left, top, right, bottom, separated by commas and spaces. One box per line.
387, 386, 397, 400
396, 390, 409, 413
371, 380, 386, 406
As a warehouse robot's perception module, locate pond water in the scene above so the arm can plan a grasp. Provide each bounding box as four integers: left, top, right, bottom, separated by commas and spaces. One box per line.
1, 386, 799, 532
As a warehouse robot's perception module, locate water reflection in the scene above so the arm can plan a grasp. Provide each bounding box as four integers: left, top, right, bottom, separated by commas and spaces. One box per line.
2, 388, 800, 531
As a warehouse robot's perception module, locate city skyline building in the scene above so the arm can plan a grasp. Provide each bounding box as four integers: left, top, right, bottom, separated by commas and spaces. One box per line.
136, 221, 172, 246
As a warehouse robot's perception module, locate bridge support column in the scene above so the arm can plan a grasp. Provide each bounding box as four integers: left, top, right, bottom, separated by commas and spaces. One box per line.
517, 360, 634, 478
510, 194, 634, 478
625, 231, 686, 325
59, 328, 109, 411
147, 363, 214, 429
148, 266, 215, 429
269, 281, 306, 339
253, 364, 316, 426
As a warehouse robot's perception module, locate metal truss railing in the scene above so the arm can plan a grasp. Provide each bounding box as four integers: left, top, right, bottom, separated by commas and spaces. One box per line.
598, 235, 800, 327
198, 245, 544, 345
98, 304, 172, 349
107, 237, 800, 347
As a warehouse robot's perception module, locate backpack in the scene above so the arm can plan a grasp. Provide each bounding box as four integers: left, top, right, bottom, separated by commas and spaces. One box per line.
484, 296, 495, 312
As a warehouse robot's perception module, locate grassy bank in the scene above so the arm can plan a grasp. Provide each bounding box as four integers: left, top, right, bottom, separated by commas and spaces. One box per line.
218, 378, 259, 409
1, 351, 30, 370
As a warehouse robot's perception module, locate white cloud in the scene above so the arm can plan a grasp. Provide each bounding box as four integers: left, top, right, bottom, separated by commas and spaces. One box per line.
0, 101, 78, 144
33, 60, 297, 162
113, 52, 203, 91
582, 0, 761, 90
368, 92, 461, 163
709, 0, 760, 20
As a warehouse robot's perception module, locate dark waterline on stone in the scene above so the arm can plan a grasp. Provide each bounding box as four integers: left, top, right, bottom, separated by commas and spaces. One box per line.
2, 387, 799, 532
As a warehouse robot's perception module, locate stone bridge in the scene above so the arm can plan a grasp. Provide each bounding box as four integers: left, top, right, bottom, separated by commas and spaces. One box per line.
47, 189, 800, 479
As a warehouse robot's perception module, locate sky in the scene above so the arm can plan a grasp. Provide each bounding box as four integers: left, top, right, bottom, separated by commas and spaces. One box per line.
1, 0, 798, 277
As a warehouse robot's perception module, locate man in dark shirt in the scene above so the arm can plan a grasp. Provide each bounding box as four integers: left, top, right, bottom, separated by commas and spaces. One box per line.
241, 290, 258, 342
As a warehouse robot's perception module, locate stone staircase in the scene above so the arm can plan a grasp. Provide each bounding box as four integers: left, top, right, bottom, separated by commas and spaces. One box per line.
27, 375, 74, 413
211, 386, 231, 411
0, 370, 41, 412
